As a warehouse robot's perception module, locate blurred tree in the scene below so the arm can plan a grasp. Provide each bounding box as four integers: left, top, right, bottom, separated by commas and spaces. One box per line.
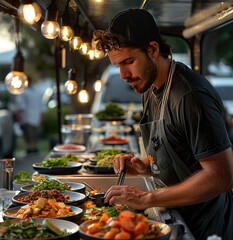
0, 14, 57, 81
215, 24, 233, 68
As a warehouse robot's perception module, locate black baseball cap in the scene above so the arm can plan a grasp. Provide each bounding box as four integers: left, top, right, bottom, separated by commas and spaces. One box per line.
107, 9, 164, 48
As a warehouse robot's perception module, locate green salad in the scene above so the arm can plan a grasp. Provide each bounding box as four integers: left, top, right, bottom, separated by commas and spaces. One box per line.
0, 218, 67, 239
14, 171, 32, 184
32, 179, 70, 192
59, 153, 81, 162
95, 102, 125, 118
94, 149, 123, 160
38, 158, 71, 167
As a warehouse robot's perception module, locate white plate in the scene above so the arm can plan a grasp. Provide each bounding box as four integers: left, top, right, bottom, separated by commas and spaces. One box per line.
53, 144, 86, 152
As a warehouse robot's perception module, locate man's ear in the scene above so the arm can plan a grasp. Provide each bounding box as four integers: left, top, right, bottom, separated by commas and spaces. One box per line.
148, 41, 159, 58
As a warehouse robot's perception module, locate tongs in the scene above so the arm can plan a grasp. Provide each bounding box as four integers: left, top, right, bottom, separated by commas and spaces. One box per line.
116, 161, 126, 185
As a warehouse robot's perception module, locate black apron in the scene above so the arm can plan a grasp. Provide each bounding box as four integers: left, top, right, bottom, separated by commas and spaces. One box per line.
139, 60, 233, 240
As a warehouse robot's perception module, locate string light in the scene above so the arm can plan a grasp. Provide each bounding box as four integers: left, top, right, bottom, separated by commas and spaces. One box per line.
69, 12, 83, 50
80, 42, 91, 55
65, 68, 78, 94
79, 23, 91, 55
88, 49, 95, 60
18, 0, 41, 25
93, 79, 102, 92
59, 0, 73, 41
5, 49, 28, 94
5, 18, 28, 94
78, 89, 89, 103
70, 36, 83, 50
41, 0, 60, 39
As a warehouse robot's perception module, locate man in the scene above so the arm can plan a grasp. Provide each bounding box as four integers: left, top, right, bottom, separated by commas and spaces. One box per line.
16, 77, 46, 155
92, 9, 233, 240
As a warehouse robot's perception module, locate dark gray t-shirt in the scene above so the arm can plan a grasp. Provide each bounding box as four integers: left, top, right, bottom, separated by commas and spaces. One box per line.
142, 62, 233, 240
142, 61, 231, 169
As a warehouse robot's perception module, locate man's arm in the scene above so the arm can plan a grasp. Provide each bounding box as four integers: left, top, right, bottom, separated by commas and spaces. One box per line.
148, 147, 233, 207
105, 148, 233, 209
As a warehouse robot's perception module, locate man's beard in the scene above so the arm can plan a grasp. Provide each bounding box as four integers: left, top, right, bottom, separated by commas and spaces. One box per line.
128, 56, 158, 94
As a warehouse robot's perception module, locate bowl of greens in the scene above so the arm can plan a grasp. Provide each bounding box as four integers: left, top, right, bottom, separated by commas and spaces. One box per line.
95, 102, 126, 121
13, 171, 35, 191
32, 158, 82, 174
21, 179, 86, 194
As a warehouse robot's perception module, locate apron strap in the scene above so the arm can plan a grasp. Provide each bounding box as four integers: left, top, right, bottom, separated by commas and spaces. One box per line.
158, 60, 192, 179
159, 60, 176, 120
142, 85, 155, 118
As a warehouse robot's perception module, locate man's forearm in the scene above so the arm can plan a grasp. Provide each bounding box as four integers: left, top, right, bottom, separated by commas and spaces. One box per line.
145, 169, 230, 208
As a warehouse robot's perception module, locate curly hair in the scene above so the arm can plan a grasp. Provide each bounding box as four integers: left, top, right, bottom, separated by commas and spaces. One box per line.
92, 30, 172, 59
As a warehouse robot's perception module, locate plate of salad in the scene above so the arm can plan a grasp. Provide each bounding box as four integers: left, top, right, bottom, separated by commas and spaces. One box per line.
33, 159, 82, 174
90, 148, 128, 165
13, 171, 35, 191
0, 218, 79, 240
21, 179, 86, 194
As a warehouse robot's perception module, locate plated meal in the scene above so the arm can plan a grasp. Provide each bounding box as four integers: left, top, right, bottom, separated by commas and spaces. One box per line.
32, 174, 59, 182
90, 148, 125, 166
95, 102, 125, 121
79, 209, 171, 240
81, 201, 128, 222
21, 179, 86, 194
14, 189, 71, 204
53, 144, 86, 152
33, 161, 82, 174
4, 198, 83, 222
87, 148, 127, 174
0, 218, 79, 240
101, 136, 129, 145
13, 190, 86, 207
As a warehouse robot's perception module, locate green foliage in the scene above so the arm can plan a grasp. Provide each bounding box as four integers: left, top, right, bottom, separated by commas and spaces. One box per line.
215, 24, 233, 67
164, 36, 188, 53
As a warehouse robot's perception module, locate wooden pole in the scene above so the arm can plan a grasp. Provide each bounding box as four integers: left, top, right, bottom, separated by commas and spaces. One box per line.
54, 37, 62, 144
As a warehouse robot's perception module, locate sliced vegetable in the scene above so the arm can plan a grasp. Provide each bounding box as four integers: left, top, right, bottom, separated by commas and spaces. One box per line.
42, 218, 64, 236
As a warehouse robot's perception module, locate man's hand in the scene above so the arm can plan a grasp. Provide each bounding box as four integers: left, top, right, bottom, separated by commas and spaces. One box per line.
113, 154, 151, 175
104, 185, 153, 209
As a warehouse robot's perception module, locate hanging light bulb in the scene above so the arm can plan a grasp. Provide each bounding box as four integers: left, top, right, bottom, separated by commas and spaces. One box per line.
59, 26, 73, 41
69, 12, 83, 50
80, 42, 91, 55
65, 68, 78, 94
93, 80, 102, 92
88, 49, 95, 60
79, 23, 91, 55
41, 1, 60, 39
59, 1, 73, 41
18, 0, 42, 25
70, 36, 83, 50
5, 50, 28, 94
78, 89, 89, 103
